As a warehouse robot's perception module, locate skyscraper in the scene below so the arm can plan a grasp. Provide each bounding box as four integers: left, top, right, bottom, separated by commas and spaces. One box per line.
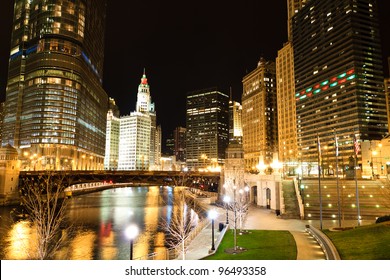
242, 58, 278, 171
276, 1, 308, 176
117, 71, 158, 170
186, 88, 229, 171
104, 98, 120, 170
293, 0, 387, 174
287, 0, 308, 41
228, 97, 243, 145
2, 0, 108, 170
173, 126, 186, 162
276, 42, 298, 173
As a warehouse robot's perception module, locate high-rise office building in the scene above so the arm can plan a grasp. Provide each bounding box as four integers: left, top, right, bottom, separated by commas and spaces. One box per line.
276, 1, 308, 175
228, 97, 243, 145
276, 42, 298, 173
2, 0, 108, 170
153, 125, 162, 168
293, 0, 387, 174
242, 58, 278, 171
118, 112, 151, 170
173, 126, 186, 162
104, 98, 120, 170
116, 72, 158, 170
165, 133, 175, 156
186, 88, 229, 171
287, 0, 308, 40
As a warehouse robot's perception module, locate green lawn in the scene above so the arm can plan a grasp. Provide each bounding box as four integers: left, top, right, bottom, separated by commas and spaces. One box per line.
203, 229, 297, 260
323, 222, 390, 260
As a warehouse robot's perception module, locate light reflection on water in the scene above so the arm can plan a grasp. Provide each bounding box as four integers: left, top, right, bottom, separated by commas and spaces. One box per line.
0, 186, 198, 260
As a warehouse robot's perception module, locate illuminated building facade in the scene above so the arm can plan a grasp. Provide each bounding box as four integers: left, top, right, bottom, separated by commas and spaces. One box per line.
186, 88, 229, 171
242, 58, 278, 171
104, 98, 120, 170
275, 1, 307, 175
276, 42, 298, 174
117, 72, 158, 170
228, 98, 243, 144
2, 0, 108, 170
293, 0, 387, 174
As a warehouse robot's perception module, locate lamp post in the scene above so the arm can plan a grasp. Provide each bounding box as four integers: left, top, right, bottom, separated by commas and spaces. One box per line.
125, 224, 139, 260
208, 209, 218, 251
223, 195, 230, 224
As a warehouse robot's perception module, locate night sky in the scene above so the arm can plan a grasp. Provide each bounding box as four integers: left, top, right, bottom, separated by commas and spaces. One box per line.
0, 0, 389, 142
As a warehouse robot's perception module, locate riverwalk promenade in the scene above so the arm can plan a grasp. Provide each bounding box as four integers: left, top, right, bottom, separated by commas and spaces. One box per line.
183, 205, 328, 260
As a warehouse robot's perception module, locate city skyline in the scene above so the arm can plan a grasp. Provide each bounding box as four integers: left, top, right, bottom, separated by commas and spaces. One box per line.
1, 0, 390, 140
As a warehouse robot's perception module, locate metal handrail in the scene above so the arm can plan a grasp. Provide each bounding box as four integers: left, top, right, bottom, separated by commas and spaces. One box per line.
305, 225, 341, 260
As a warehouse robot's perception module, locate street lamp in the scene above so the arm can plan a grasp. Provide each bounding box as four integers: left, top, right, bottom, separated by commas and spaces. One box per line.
125, 224, 139, 260
223, 195, 230, 224
208, 209, 218, 251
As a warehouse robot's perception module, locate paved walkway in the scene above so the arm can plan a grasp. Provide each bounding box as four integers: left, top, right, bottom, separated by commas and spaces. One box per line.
183, 205, 326, 260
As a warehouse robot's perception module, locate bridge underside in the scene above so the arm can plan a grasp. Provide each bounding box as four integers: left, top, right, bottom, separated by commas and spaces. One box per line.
19, 170, 221, 191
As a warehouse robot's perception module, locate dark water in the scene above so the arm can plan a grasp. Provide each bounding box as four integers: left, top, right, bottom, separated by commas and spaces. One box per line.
0, 186, 199, 260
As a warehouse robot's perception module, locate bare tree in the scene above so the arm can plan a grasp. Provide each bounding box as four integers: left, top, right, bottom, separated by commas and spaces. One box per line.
19, 172, 71, 259
161, 187, 206, 260
225, 186, 249, 252
236, 189, 250, 233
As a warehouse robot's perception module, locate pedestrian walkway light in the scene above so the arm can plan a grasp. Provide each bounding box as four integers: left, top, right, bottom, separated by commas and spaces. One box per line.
208, 209, 218, 251
223, 195, 230, 224
125, 224, 139, 260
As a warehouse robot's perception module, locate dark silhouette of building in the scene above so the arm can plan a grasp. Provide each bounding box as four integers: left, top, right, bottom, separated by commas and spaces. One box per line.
174, 126, 186, 162
186, 88, 229, 171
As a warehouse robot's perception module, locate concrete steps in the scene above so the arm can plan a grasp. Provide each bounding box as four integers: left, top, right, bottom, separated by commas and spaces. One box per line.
281, 180, 301, 219
300, 178, 390, 220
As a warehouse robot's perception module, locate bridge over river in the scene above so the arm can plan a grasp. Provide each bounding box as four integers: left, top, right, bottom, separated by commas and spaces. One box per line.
18, 170, 221, 193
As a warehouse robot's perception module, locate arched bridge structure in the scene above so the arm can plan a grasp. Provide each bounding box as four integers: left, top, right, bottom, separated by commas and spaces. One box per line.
18, 170, 221, 192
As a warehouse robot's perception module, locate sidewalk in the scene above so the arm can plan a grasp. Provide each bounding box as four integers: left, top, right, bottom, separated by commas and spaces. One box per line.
183, 205, 327, 260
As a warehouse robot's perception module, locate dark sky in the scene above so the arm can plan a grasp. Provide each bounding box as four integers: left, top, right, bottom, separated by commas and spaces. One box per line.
0, 0, 389, 142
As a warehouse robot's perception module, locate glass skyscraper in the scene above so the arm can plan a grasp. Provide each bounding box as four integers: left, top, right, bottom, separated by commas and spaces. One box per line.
2, 0, 108, 170
186, 88, 229, 171
293, 0, 387, 173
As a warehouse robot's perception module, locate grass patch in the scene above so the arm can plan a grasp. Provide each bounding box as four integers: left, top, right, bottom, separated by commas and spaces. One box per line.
324, 222, 390, 260
203, 229, 297, 260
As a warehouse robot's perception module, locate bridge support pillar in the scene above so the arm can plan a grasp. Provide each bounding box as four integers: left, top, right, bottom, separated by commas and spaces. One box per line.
0, 145, 21, 205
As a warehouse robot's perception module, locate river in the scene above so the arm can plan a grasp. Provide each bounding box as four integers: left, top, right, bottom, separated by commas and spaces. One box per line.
0, 186, 200, 260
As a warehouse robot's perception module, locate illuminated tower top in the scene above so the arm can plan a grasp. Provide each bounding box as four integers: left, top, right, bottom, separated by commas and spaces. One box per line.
136, 69, 155, 113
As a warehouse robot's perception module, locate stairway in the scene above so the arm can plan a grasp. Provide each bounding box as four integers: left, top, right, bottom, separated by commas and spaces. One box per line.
282, 180, 301, 219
